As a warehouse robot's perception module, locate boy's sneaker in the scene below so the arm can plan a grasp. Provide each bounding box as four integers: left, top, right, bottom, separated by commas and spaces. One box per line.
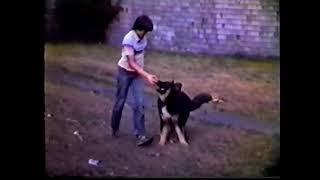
136, 135, 153, 146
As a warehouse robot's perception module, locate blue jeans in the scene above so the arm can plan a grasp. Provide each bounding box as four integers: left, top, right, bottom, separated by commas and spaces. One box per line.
111, 66, 146, 136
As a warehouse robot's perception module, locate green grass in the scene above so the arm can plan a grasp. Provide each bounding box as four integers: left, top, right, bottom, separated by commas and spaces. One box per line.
45, 43, 280, 124
45, 43, 118, 62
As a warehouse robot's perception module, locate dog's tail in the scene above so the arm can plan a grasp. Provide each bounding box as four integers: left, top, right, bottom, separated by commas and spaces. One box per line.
189, 93, 212, 111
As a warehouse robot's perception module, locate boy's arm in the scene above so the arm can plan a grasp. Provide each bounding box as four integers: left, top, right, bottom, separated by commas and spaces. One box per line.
124, 46, 158, 85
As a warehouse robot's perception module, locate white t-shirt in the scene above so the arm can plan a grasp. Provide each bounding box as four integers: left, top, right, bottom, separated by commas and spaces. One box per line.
118, 30, 147, 71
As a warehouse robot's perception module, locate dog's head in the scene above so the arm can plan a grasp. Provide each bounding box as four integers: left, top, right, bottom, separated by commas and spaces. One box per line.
155, 80, 182, 96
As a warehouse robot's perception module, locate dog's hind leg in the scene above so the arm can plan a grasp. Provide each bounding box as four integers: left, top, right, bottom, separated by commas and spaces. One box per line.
182, 127, 189, 142
159, 123, 170, 146
174, 113, 189, 146
174, 124, 189, 146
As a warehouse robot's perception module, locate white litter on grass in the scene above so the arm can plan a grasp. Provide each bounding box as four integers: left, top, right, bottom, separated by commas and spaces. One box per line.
66, 118, 80, 124
146, 152, 161, 157
73, 131, 83, 141
47, 114, 52, 117
88, 159, 100, 166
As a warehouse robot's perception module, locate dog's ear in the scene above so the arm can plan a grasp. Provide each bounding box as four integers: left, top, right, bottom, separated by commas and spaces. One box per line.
170, 80, 175, 88
174, 82, 182, 91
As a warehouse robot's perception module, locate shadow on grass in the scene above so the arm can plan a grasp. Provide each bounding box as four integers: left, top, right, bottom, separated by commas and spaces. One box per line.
263, 134, 280, 177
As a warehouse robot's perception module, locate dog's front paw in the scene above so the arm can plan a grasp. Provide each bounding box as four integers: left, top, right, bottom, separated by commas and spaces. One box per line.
158, 139, 166, 146
158, 140, 166, 146
181, 141, 189, 146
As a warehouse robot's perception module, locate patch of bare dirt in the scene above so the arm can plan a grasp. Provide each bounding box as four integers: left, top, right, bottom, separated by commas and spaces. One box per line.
45, 81, 275, 177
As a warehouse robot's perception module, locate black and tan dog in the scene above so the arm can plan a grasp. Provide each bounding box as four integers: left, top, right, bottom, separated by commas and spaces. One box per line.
155, 80, 220, 146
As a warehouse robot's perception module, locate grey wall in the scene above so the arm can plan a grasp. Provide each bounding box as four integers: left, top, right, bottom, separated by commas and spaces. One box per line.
106, 0, 279, 59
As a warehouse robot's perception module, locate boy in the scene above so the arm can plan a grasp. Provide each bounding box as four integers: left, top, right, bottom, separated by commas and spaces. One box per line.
110, 15, 158, 146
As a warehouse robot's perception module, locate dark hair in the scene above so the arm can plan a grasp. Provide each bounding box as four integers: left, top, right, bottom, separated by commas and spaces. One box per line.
132, 15, 153, 32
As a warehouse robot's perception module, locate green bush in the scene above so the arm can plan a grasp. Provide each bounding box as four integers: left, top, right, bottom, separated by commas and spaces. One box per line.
48, 0, 122, 42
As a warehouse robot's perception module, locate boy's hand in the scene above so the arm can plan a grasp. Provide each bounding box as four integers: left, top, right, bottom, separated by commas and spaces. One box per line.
146, 74, 158, 86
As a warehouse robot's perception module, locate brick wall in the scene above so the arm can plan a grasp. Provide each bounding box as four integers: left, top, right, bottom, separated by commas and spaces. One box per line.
106, 0, 279, 59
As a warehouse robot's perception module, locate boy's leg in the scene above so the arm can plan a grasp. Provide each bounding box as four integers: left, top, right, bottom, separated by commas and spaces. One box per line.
131, 77, 146, 136
110, 67, 133, 133
131, 77, 153, 146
